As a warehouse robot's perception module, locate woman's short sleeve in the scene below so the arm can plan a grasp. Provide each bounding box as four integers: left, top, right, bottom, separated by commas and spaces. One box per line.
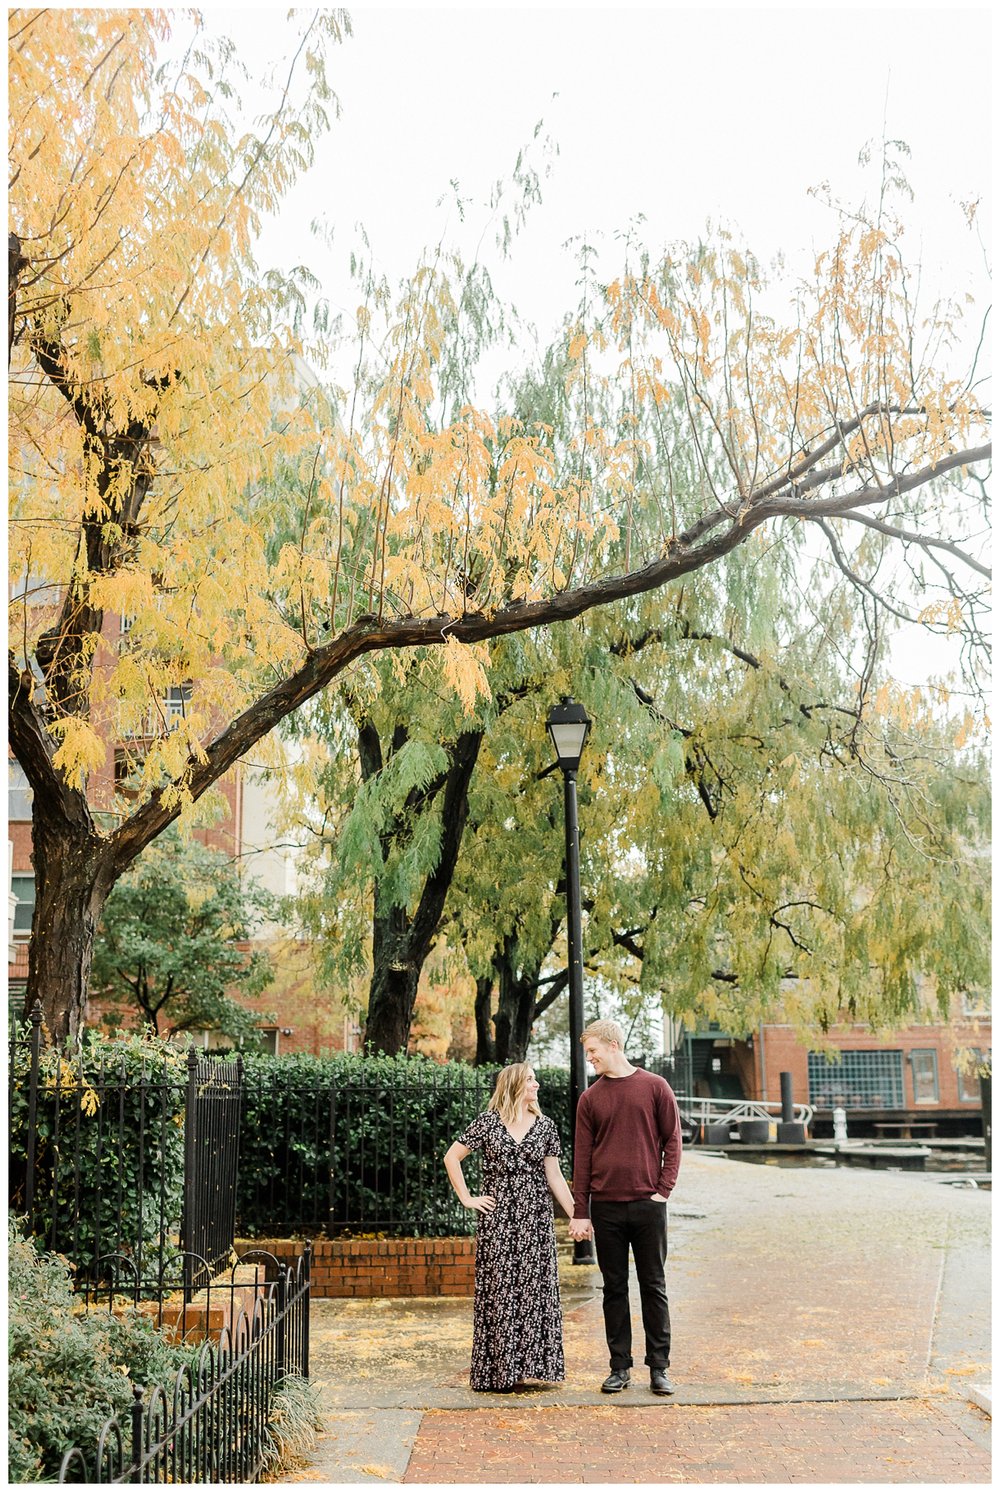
457, 1111, 491, 1152
543, 1116, 562, 1157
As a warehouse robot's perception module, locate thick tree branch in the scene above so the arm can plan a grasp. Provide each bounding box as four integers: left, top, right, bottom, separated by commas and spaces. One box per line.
98, 439, 989, 871
7, 653, 93, 835
532, 967, 569, 1020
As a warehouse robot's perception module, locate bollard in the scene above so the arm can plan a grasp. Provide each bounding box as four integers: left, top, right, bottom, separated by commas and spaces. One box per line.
777, 1071, 807, 1143
833, 1106, 848, 1146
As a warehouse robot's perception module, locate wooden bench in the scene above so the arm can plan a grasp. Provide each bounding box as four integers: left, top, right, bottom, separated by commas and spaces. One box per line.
873, 1120, 938, 1140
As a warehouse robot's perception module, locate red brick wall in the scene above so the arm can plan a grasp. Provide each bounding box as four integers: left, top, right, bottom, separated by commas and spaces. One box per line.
756, 1017, 990, 1112
237, 1237, 476, 1298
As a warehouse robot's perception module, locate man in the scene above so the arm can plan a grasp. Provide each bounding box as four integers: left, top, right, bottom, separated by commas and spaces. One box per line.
569, 1018, 681, 1396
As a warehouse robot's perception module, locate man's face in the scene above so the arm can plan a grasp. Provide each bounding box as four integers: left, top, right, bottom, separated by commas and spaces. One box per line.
583, 1037, 618, 1075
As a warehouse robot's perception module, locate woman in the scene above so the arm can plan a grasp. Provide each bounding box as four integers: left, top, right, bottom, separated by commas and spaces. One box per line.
444, 1062, 576, 1393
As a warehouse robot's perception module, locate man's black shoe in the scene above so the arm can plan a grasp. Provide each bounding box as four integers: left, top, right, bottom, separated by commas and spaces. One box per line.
650, 1368, 675, 1395
601, 1369, 630, 1393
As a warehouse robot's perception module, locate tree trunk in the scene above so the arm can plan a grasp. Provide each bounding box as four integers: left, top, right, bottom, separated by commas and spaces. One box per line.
474, 975, 496, 1065
363, 903, 423, 1055
26, 826, 113, 1043
361, 727, 484, 1055
493, 935, 539, 1064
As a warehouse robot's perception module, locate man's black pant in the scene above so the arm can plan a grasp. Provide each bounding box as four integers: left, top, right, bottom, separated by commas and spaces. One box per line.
590, 1198, 671, 1370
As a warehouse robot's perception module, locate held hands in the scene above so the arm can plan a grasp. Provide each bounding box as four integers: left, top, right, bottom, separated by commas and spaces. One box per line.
568, 1217, 593, 1241
465, 1195, 496, 1213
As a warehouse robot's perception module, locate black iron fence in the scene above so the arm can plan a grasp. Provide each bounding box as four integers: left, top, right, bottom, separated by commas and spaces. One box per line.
643, 1049, 693, 1099
237, 1058, 508, 1238
8, 1005, 243, 1297
182, 1051, 243, 1292
57, 1249, 311, 1484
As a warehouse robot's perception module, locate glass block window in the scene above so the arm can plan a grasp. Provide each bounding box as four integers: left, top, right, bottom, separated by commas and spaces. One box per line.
808, 1050, 905, 1108
910, 1049, 939, 1104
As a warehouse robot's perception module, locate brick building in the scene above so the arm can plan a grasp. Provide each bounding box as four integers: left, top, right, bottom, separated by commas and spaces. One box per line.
666, 993, 990, 1138
6, 601, 356, 1055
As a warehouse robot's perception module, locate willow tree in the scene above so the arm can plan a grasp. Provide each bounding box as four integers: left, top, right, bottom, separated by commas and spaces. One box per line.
8, 8, 991, 1040
282, 579, 990, 1060
282, 295, 991, 1061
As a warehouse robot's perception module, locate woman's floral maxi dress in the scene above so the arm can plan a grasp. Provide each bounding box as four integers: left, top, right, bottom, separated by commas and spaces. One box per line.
457, 1110, 566, 1392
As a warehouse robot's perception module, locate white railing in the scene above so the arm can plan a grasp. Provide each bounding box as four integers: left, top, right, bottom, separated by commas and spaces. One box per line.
675, 1095, 815, 1129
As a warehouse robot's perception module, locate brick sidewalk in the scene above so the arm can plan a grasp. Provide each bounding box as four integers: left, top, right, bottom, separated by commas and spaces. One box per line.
295, 1156, 991, 1483
403, 1399, 991, 1483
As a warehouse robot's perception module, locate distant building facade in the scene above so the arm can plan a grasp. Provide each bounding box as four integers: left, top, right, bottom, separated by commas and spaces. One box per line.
663, 994, 990, 1137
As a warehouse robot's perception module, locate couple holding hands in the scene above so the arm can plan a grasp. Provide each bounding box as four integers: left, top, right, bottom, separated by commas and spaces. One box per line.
444, 1019, 682, 1396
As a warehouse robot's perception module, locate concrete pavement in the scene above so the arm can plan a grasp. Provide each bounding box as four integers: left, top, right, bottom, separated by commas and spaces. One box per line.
288, 1153, 991, 1483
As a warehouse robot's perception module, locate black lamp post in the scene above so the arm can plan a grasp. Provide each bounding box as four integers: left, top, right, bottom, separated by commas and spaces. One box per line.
546, 696, 595, 1264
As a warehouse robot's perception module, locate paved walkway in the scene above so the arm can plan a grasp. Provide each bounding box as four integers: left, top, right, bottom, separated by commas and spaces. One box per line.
290, 1154, 991, 1484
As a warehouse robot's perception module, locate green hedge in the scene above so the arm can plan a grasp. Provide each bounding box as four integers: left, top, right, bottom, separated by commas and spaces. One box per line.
8, 1217, 197, 1482
8, 1027, 187, 1280
236, 1053, 572, 1238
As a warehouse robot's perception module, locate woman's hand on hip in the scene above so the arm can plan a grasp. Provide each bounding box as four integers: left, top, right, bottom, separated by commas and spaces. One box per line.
466, 1195, 496, 1213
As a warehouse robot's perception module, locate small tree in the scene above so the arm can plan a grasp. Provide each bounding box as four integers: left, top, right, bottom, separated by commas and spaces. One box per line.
90, 832, 274, 1041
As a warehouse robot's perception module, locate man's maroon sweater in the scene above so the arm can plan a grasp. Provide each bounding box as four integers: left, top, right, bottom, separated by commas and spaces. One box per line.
572, 1067, 682, 1218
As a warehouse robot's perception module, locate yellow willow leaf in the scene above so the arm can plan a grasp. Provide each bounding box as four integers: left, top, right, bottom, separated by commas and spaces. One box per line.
439, 636, 491, 712
50, 718, 107, 789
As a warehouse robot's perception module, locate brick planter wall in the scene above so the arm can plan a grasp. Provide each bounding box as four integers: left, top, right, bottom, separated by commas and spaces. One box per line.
235, 1237, 476, 1298
113, 1264, 270, 1343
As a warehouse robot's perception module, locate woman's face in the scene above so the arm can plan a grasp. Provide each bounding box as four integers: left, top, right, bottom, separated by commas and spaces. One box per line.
524, 1069, 540, 1104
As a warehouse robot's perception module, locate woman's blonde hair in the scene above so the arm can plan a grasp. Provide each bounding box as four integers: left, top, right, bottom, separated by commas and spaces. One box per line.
487, 1062, 541, 1126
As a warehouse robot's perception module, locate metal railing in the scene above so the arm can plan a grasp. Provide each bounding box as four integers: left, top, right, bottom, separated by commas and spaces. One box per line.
9, 1005, 243, 1298
57, 1250, 310, 1484
678, 1095, 815, 1130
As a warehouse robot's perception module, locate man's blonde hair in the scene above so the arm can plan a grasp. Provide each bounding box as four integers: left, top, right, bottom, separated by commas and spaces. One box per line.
581, 1018, 625, 1048
487, 1062, 541, 1125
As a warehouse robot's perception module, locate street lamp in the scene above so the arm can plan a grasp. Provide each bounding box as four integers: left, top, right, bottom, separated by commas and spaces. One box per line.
546, 696, 595, 1264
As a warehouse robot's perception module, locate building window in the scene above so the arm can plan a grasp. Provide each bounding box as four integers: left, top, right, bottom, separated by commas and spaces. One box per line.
163, 685, 191, 723
257, 1028, 279, 1056
808, 1050, 905, 1108
8, 761, 32, 822
957, 1050, 990, 1103
910, 1049, 939, 1104
11, 873, 35, 936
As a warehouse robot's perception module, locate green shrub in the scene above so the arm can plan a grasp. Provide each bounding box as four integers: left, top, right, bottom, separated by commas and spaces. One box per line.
8, 1027, 187, 1280
7, 1218, 195, 1482
236, 1052, 571, 1238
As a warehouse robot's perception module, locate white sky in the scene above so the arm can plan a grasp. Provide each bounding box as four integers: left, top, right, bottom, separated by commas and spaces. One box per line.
213, 2, 992, 350
193, 4, 993, 689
